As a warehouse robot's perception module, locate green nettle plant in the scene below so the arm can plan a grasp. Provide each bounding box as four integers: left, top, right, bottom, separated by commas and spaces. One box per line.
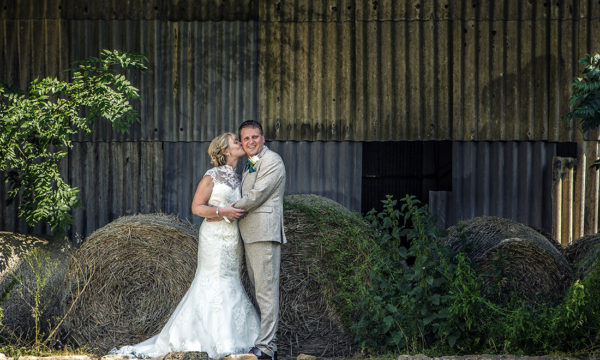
0, 50, 148, 233
563, 53, 600, 168
352, 195, 457, 353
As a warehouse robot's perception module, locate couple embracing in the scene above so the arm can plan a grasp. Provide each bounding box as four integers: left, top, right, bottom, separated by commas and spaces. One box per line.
111, 120, 285, 359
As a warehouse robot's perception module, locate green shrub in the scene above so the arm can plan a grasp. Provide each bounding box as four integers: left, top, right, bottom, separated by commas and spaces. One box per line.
544, 255, 600, 353
446, 253, 548, 354
447, 255, 600, 355
352, 195, 458, 353
351, 194, 600, 356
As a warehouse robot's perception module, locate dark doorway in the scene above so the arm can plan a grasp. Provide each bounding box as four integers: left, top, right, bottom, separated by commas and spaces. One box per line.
361, 141, 452, 213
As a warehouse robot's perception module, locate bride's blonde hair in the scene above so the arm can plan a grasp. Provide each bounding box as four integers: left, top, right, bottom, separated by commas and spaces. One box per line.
208, 132, 235, 167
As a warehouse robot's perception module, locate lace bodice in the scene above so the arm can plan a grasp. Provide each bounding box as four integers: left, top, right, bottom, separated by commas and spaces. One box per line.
204, 166, 241, 209
205, 165, 240, 190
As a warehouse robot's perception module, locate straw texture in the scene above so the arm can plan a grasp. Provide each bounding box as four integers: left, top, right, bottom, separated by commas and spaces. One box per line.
63, 214, 199, 353
443, 216, 573, 303
565, 234, 600, 279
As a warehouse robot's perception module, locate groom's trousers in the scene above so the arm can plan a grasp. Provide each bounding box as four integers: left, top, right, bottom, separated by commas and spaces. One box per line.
244, 241, 281, 357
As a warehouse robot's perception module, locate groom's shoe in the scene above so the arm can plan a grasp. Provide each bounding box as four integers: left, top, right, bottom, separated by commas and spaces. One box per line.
248, 347, 277, 360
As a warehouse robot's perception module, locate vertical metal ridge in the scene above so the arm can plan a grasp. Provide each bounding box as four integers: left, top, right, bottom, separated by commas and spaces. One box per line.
3, 2, 597, 142
434, 141, 560, 232
0, 140, 361, 237
4, 0, 257, 21
258, 1, 595, 142
55, 19, 260, 142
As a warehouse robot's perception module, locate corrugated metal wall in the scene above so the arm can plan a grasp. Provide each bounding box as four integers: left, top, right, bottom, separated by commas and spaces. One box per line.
0, 1, 363, 237
0, 141, 362, 237
430, 141, 558, 233
0, 0, 257, 21
1, 19, 261, 141
259, 0, 600, 141
3, 0, 600, 143
2, 0, 599, 237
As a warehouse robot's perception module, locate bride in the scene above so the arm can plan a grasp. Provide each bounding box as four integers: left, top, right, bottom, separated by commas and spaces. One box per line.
110, 133, 260, 358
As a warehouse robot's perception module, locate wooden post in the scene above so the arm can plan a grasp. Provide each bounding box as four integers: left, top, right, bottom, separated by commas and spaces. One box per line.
562, 165, 574, 246
552, 157, 577, 247
552, 157, 564, 246
583, 139, 600, 235
573, 141, 586, 240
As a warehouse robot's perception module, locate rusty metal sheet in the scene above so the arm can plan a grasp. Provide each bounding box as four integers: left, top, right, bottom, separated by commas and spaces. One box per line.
1, 0, 257, 20
3, 1, 600, 143
258, 1, 598, 142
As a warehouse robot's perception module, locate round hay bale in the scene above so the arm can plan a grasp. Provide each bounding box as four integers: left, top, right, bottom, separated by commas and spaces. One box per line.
443, 216, 573, 303
62, 214, 199, 354
531, 226, 565, 256
565, 234, 600, 279
64, 200, 369, 357
0, 232, 73, 340
279, 194, 374, 358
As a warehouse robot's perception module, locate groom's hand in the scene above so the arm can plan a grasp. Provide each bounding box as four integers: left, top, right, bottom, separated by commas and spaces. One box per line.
205, 203, 245, 222
220, 205, 246, 220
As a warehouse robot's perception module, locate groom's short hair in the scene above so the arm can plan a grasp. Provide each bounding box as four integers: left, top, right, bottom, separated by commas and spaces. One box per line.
239, 120, 264, 137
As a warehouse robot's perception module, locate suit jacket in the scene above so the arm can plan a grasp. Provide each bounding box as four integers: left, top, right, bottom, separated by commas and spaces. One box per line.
236, 146, 287, 244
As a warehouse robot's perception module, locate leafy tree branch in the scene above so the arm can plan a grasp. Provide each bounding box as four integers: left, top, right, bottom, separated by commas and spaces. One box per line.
0, 49, 149, 234
563, 53, 600, 168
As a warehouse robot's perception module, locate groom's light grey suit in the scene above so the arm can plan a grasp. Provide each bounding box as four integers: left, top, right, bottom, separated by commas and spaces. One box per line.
235, 145, 286, 356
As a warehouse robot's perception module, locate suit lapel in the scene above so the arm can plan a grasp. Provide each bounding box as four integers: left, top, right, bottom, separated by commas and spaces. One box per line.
241, 169, 249, 191
242, 163, 257, 192
241, 147, 268, 191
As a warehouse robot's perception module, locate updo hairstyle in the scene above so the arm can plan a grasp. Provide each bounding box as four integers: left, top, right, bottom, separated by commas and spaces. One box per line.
208, 132, 235, 167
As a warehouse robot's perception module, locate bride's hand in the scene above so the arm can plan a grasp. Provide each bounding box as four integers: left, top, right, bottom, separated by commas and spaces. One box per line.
220, 205, 246, 220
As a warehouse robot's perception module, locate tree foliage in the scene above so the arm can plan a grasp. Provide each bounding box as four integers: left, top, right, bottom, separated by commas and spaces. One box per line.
563, 53, 600, 168
0, 50, 148, 234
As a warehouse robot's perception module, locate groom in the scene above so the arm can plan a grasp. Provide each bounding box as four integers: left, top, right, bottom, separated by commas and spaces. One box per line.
235, 120, 286, 360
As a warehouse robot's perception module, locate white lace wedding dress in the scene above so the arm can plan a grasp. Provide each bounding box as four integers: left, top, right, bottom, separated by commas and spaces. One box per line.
110, 165, 260, 358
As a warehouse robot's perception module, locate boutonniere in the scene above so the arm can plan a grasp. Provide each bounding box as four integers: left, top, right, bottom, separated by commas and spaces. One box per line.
245, 155, 260, 173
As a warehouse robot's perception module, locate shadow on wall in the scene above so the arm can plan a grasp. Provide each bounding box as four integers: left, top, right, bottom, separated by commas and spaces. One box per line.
476, 54, 573, 140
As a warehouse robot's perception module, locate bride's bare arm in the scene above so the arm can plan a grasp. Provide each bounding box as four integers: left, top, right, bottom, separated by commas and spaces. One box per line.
191, 175, 219, 218
191, 175, 245, 220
